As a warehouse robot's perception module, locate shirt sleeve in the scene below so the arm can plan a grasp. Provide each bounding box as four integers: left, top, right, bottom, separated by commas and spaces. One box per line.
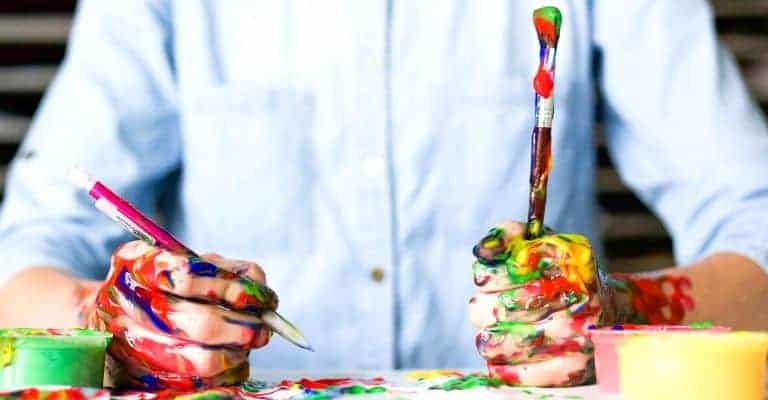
0, 0, 180, 284
593, 0, 768, 270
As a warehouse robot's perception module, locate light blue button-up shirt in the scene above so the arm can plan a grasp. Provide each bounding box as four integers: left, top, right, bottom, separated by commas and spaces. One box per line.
1, 0, 767, 369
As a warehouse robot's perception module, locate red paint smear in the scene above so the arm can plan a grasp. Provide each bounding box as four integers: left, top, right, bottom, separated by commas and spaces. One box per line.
487, 363, 521, 385
540, 276, 580, 299
19, 389, 41, 400
532, 339, 583, 357
533, 67, 553, 98
534, 17, 558, 46
44, 389, 88, 400
277, 377, 385, 391
614, 273, 694, 324
570, 301, 599, 334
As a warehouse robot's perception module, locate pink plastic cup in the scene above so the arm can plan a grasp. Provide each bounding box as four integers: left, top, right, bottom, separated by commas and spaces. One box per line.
588, 324, 730, 393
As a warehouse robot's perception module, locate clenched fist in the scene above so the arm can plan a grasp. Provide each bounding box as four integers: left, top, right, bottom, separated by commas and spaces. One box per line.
469, 222, 601, 387
83, 241, 275, 390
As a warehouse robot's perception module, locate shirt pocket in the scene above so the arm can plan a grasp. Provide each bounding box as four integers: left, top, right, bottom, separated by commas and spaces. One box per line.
178, 86, 316, 254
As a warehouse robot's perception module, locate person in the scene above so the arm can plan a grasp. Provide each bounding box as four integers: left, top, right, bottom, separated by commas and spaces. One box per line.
0, 0, 767, 375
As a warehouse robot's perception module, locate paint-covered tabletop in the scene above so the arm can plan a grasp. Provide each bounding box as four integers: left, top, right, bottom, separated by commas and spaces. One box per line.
243, 369, 604, 399
0, 370, 765, 399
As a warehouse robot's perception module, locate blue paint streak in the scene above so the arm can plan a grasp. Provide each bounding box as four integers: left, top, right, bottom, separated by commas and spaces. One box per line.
140, 374, 161, 390
223, 316, 261, 330
115, 268, 173, 334
188, 260, 219, 277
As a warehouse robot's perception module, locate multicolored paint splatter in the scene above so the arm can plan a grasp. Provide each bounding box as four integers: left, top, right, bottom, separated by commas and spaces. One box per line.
0, 370, 601, 399
82, 241, 276, 390
470, 222, 601, 387
0, 387, 110, 400
526, 6, 562, 239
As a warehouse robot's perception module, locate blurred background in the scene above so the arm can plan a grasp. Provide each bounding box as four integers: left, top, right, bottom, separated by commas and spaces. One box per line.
0, 1, 766, 273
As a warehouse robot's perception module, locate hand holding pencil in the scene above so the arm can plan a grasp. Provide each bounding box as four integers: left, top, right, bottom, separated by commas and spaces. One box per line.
69, 167, 310, 390
83, 241, 273, 389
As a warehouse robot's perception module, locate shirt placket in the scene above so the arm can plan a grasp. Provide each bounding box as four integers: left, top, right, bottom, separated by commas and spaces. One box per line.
347, 0, 396, 370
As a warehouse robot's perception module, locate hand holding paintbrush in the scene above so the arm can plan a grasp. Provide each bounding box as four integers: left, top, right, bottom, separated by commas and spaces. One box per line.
468, 7, 606, 387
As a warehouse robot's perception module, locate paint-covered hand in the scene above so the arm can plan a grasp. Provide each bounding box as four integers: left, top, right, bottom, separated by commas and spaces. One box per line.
601, 272, 694, 326
83, 241, 275, 390
469, 221, 601, 387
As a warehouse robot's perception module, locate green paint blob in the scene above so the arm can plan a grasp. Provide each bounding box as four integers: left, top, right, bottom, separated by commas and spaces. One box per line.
689, 321, 714, 329
533, 6, 562, 34
505, 257, 542, 284
366, 386, 387, 393
241, 380, 268, 392
564, 292, 580, 305
240, 278, 266, 301
344, 385, 366, 394
0, 329, 111, 388
488, 322, 539, 340
431, 374, 503, 391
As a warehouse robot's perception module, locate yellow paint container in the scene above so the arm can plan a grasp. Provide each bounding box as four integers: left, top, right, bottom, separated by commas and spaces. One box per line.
617, 332, 768, 400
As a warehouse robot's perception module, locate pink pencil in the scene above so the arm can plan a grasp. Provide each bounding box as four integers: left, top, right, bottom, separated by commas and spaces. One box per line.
67, 167, 312, 351
68, 168, 193, 255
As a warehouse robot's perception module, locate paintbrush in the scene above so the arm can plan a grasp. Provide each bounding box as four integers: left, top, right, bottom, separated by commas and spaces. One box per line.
67, 167, 313, 351
526, 6, 562, 239
523, 9, 617, 313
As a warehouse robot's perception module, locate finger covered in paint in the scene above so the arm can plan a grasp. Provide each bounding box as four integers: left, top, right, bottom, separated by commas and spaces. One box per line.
104, 315, 249, 378
96, 283, 270, 348
486, 353, 593, 387
113, 241, 278, 312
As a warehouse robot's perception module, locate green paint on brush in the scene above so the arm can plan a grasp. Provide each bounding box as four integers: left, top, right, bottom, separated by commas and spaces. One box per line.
533, 6, 562, 34
689, 321, 714, 329
430, 374, 503, 391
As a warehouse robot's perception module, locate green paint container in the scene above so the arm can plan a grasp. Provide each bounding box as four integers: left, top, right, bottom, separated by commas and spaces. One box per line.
0, 328, 112, 389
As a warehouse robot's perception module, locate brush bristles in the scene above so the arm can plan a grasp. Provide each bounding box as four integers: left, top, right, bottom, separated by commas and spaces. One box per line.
533, 6, 562, 48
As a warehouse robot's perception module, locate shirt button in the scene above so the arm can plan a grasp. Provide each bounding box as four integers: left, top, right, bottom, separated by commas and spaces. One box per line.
360, 156, 385, 178
370, 266, 385, 282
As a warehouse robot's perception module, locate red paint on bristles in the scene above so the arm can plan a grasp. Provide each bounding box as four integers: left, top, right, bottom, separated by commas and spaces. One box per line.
534, 17, 558, 47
